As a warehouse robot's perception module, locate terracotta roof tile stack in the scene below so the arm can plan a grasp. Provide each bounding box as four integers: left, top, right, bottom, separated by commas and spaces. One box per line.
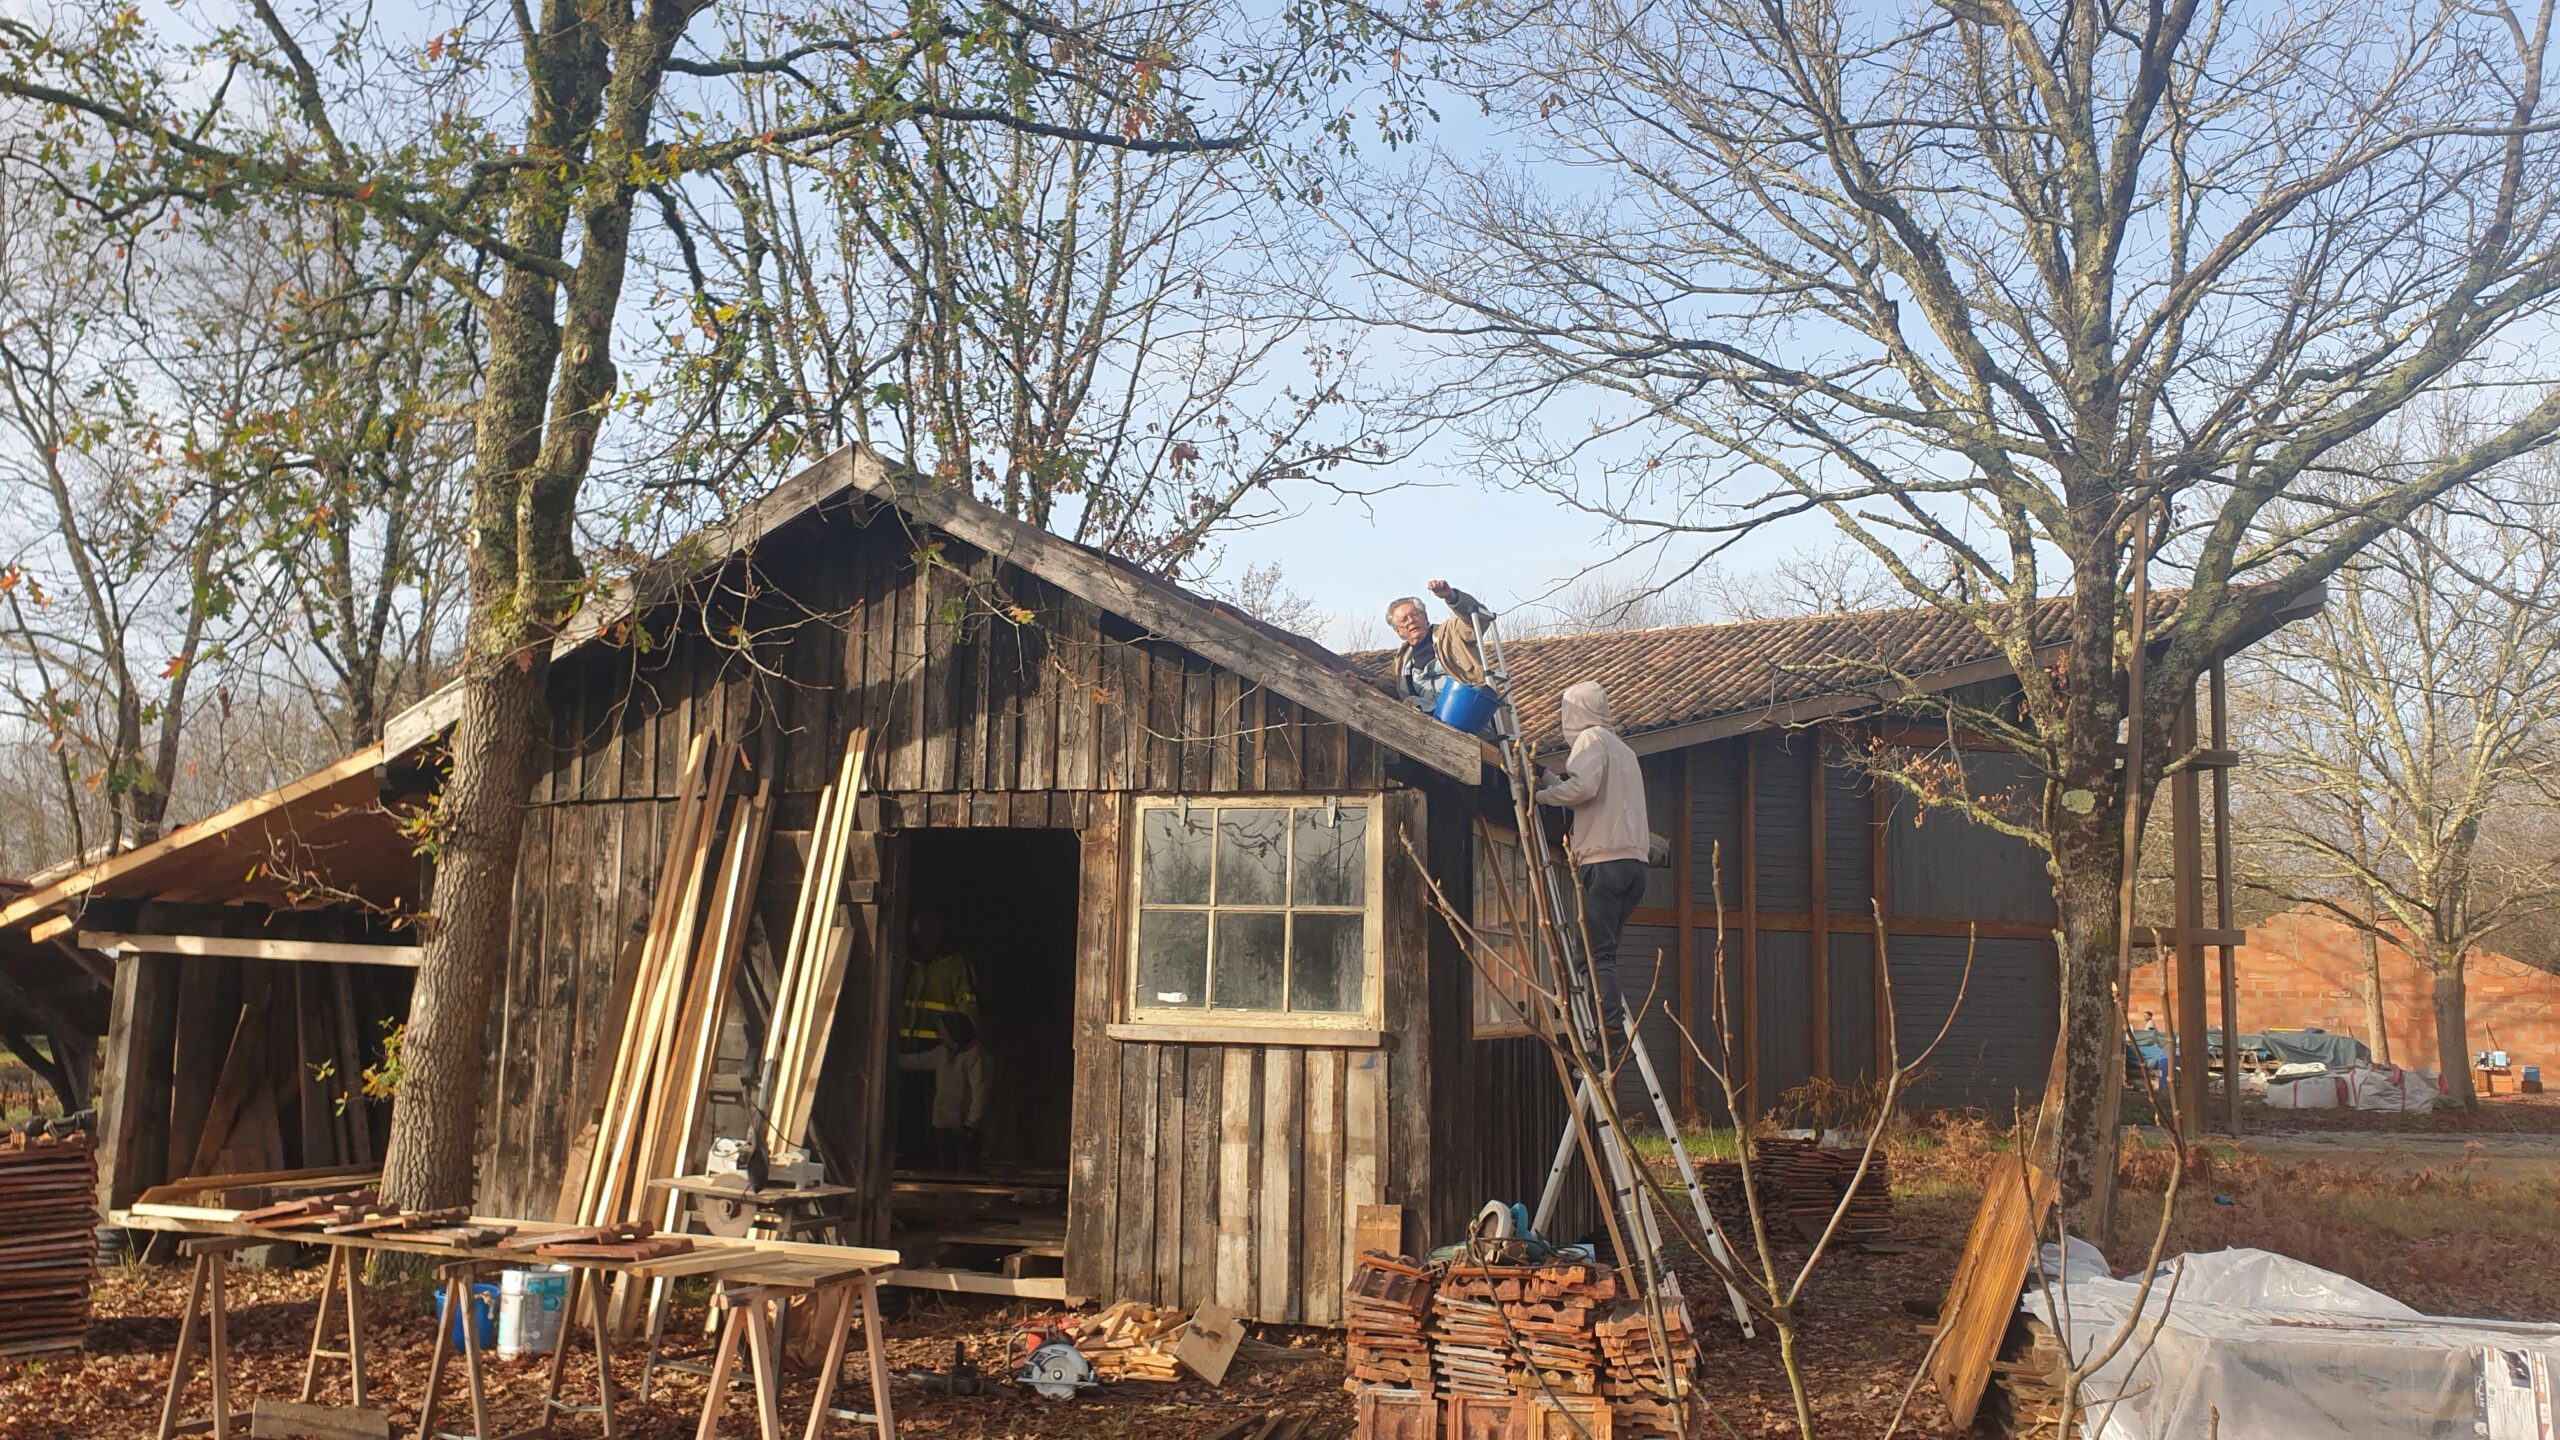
1346, 1252, 1703, 1438
1597, 1275, 1702, 1439
0, 1131, 98, 1358
1343, 1251, 1434, 1393
1752, 1137, 1894, 1245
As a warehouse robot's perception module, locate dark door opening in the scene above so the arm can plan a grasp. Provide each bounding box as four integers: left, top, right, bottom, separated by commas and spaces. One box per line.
888, 827, 1078, 1290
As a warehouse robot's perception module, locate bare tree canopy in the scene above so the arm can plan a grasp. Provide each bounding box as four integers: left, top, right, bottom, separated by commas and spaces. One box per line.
1334, 0, 2560, 1209
2238, 441, 2560, 1102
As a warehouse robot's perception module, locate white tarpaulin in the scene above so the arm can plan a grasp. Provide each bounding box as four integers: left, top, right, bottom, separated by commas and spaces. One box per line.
2028, 1243, 2560, 1439
2247, 1062, 2445, 1111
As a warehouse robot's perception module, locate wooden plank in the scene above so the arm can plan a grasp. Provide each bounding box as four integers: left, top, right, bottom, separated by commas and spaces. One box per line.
1378, 790, 1428, 1243
884, 1269, 1068, 1300
1016, 581, 1055, 794
1739, 739, 1759, 1116
1115, 1041, 1160, 1303
1210, 670, 1240, 794
1258, 1045, 1301, 1322
1674, 747, 1698, 1119
1153, 1043, 1186, 1306
1053, 595, 1098, 793
79, 934, 424, 968
1342, 1049, 1384, 1280
1263, 697, 1300, 791
1182, 1042, 1220, 1310
922, 556, 961, 794
1103, 1022, 1382, 1049
1065, 801, 1126, 1303
1807, 732, 1829, 1083
1926, 1157, 2056, 1427
248, 1399, 391, 1440
1214, 1046, 1255, 1313
99, 953, 178, 1209
1299, 1048, 1343, 1326
1872, 740, 1894, 1079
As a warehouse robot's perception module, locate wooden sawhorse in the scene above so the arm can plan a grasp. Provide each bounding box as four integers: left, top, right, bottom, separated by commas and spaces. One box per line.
155, 1233, 386, 1440
666, 1255, 897, 1440
416, 1256, 639, 1439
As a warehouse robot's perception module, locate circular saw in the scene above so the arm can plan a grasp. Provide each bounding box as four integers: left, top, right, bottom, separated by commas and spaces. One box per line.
696, 1170, 757, 1238
1009, 1324, 1098, 1399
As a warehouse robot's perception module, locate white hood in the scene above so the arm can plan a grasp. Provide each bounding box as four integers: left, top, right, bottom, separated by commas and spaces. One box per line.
1559, 681, 1614, 738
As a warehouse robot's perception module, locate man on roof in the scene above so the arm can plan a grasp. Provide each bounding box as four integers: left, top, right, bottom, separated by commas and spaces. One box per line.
1384, 580, 1495, 729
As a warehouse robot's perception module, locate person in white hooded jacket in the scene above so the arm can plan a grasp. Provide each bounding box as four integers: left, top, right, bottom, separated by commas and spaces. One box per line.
1534, 681, 1649, 1042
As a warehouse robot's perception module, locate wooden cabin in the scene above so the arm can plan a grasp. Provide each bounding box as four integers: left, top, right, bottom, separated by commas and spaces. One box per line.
2, 443, 2297, 1326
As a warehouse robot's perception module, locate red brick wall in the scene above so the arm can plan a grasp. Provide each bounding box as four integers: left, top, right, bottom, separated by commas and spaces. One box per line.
2127, 908, 2560, 1076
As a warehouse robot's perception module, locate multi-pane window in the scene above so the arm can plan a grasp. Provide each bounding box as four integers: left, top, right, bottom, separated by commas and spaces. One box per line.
1471, 823, 1539, 1038
1129, 797, 1377, 1026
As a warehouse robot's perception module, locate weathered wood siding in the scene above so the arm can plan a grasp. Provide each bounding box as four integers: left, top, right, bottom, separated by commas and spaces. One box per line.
477, 496, 1443, 1324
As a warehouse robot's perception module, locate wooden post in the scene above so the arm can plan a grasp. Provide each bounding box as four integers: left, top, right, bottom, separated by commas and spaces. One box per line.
1871, 729, 1893, 1080
2173, 689, 2208, 1131
99, 951, 178, 1212
1807, 730, 1830, 1083
2212, 662, 2241, 1137
1738, 740, 1760, 1117
1673, 748, 1697, 1120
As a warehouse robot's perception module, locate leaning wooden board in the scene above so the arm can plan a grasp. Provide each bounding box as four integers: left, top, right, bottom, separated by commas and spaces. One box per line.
1924, 1154, 2056, 1428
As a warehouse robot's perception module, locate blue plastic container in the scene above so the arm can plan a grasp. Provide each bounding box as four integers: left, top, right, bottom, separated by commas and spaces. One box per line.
1432, 678, 1501, 733
442, 1281, 500, 1351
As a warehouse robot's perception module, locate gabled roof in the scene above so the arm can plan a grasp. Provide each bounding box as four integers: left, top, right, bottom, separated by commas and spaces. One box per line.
1359, 588, 2318, 756
388, 445, 1483, 779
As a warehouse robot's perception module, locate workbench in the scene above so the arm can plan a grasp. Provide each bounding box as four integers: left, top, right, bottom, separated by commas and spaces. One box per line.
114, 1205, 900, 1440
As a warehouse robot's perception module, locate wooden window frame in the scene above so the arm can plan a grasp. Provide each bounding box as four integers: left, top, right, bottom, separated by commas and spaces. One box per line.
1120, 793, 1385, 1040
1470, 821, 1540, 1039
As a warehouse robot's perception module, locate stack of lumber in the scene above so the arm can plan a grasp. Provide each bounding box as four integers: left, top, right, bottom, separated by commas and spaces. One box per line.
1068, 1300, 1188, 1381
231, 1190, 516, 1245
1984, 1313, 2077, 1437
1595, 1279, 1701, 1439
1342, 1251, 1433, 1393
508, 1222, 692, 1262
566, 727, 772, 1243
0, 1131, 98, 1357
759, 729, 870, 1152
1428, 1260, 1615, 1400
1752, 1136, 1894, 1244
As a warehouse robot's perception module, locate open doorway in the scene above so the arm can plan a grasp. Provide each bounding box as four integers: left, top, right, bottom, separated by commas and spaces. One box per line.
888, 828, 1078, 1290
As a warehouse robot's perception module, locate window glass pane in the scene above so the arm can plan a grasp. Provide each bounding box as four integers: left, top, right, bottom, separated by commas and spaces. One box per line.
1290, 913, 1365, 1013
1135, 910, 1209, 1007
1215, 807, 1288, 906
1211, 911, 1286, 1010
1292, 805, 1368, 907
1140, 807, 1211, 905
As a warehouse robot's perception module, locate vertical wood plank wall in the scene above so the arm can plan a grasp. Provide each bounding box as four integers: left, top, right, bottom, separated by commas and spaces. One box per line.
477, 499, 1430, 1325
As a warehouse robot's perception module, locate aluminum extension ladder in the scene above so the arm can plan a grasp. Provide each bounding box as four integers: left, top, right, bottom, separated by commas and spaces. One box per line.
1473, 613, 1756, 1337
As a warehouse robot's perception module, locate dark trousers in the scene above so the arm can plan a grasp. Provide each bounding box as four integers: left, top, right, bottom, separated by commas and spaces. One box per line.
1578, 859, 1647, 1045
931, 1125, 982, 1174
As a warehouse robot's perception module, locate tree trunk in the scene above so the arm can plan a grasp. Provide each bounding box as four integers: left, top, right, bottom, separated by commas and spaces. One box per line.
2048, 807, 2128, 1234
2361, 927, 2391, 1065
2433, 963, 2476, 1107
376, 650, 548, 1211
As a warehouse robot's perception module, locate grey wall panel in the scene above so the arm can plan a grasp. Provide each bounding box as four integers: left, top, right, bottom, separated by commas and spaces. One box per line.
1754, 929, 1814, 1108
1822, 758, 1874, 915
1640, 753, 1682, 908
1752, 735, 1812, 913
1886, 750, 2053, 922
1889, 934, 2058, 1109
1613, 923, 1680, 1116
1689, 740, 1745, 914
1827, 931, 1878, 1087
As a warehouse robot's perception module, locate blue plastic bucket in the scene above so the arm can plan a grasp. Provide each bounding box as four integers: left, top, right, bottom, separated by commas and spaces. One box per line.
1432, 678, 1501, 733
442, 1281, 500, 1351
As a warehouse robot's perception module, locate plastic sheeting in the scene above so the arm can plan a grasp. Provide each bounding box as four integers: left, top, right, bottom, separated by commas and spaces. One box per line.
2248, 1063, 2445, 1111
2027, 1244, 2560, 1439
2207, 1027, 2374, 1070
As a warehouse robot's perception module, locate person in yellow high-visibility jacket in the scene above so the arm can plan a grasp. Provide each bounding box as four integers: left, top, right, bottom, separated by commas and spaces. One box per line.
897, 912, 979, 1168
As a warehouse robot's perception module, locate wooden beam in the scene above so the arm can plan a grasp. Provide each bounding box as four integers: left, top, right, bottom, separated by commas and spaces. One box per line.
98, 953, 178, 1209
78, 934, 423, 967
1738, 740, 1759, 1117
0, 745, 388, 930
1807, 731, 1829, 1083
27, 915, 72, 945
1672, 747, 1697, 1120
2172, 688, 2209, 1128
885, 1268, 1069, 1300
1872, 728, 1893, 1080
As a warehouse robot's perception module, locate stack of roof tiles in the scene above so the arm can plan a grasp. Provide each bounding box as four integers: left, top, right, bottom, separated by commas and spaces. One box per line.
1344, 1252, 1701, 1438
1752, 1136, 1894, 1245
0, 1131, 98, 1357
